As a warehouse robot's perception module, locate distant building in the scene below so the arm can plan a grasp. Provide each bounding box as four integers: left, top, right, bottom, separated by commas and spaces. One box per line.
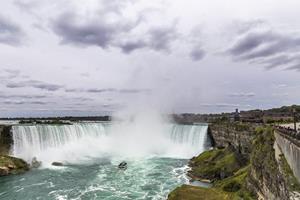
234, 109, 240, 122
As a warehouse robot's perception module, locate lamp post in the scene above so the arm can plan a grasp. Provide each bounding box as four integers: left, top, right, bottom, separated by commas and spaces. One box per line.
293, 108, 297, 132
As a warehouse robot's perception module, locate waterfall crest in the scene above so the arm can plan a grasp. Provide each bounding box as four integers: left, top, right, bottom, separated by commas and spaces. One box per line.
11, 122, 209, 166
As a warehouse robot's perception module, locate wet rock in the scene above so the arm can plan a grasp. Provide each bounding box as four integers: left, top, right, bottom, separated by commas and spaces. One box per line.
31, 157, 42, 168
0, 166, 9, 176
52, 162, 63, 166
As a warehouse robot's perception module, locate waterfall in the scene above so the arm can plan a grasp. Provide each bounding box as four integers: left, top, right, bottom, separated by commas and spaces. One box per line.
11, 122, 209, 166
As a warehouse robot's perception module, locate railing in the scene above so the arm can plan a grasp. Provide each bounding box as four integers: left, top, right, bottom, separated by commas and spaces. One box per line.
274, 125, 300, 140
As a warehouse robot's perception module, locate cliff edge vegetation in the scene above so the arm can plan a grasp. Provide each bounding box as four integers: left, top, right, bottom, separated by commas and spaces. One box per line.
168, 145, 254, 200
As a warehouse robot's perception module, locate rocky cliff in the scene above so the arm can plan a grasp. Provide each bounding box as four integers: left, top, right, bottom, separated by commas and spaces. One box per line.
0, 125, 29, 176
0, 125, 13, 155
246, 127, 290, 200
168, 123, 300, 200
208, 122, 256, 159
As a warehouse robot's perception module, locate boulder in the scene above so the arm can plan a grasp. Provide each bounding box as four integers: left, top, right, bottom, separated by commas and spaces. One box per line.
52, 162, 63, 166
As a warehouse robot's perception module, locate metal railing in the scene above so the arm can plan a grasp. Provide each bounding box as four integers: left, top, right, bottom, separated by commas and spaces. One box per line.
274, 125, 300, 140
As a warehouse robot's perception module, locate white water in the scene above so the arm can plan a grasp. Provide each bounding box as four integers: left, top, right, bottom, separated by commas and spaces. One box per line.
11, 122, 209, 167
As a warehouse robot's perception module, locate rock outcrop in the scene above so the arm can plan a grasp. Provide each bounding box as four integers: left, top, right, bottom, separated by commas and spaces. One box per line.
0, 125, 13, 155
0, 125, 30, 176
0, 155, 29, 176
208, 122, 256, 158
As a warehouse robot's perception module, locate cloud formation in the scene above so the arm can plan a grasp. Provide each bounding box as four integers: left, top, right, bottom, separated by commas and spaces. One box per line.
51, 1, 178, 54
6, 80, 63, 91
0, 15, 25, 46
190, 47, 205, 61
226, 22, 300, 71
65, 87, 151, 94
228, 92, 256, 97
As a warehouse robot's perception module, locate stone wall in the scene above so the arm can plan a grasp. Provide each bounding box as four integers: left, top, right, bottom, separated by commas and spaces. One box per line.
275, 131, 300, 183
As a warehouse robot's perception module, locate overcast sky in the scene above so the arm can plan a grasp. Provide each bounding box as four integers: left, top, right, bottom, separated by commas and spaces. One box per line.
1, 0, 300, 117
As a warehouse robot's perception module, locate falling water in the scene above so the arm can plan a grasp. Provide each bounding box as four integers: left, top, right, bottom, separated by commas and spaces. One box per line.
11, 122, 209, 165
1, 122, 210, 200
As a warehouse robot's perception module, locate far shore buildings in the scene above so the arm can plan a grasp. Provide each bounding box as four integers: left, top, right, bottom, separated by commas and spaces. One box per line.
232, 109, 294, 123
173, 106, 298, 124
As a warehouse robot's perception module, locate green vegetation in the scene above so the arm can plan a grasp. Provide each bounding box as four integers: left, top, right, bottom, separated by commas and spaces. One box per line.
267, 105, 300, 113
233, 122, 252, 131
279, 154, 300, 192
168, 167, 255, 200
250, 126, 279, 179
0, 155, 29, 176
169, 145, 255, 200
189, 147, 242, 182
168, 185, 231, 200
214, 166, 254, 199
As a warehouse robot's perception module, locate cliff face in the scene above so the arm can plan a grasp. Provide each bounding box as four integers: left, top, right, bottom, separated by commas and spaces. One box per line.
0, 126, 30, 176
246, 127, 292, 200
0, 125, 13, 155
209, 123, 256, 159
209, 124, 299, 200
275, 131, 300, 183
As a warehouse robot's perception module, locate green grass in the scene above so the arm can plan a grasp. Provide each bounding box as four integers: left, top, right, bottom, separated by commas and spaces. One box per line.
190, 147, 242, 181
168, 185, 232, 200
214, 166, 255, 200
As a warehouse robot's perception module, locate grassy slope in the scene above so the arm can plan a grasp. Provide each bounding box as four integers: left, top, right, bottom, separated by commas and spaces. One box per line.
189, 147, 242, 182
169, 146, 255, 200
168, 185, 231, 200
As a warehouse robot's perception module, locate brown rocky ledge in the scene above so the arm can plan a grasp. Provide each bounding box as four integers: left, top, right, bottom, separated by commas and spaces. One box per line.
0, 155, 29, 176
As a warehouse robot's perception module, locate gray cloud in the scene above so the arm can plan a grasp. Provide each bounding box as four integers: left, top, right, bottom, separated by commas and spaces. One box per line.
0, 15, 25, 45
65, 87, 150, 94
188, 26, 206, 61
199, 103, 251, 108
120, 40, 147, 54
190, 47, 206, 61
0, 69, 21, 80
228, 92, 256, 97
86, 88, 117, 93
51, 1, 178, 54
3, 100, 50, 105
148, 26, 177, 51
0, 94, 47, 99
226, 24, 300, 71
6, 80, 63, 91
52, 12, 126, 48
